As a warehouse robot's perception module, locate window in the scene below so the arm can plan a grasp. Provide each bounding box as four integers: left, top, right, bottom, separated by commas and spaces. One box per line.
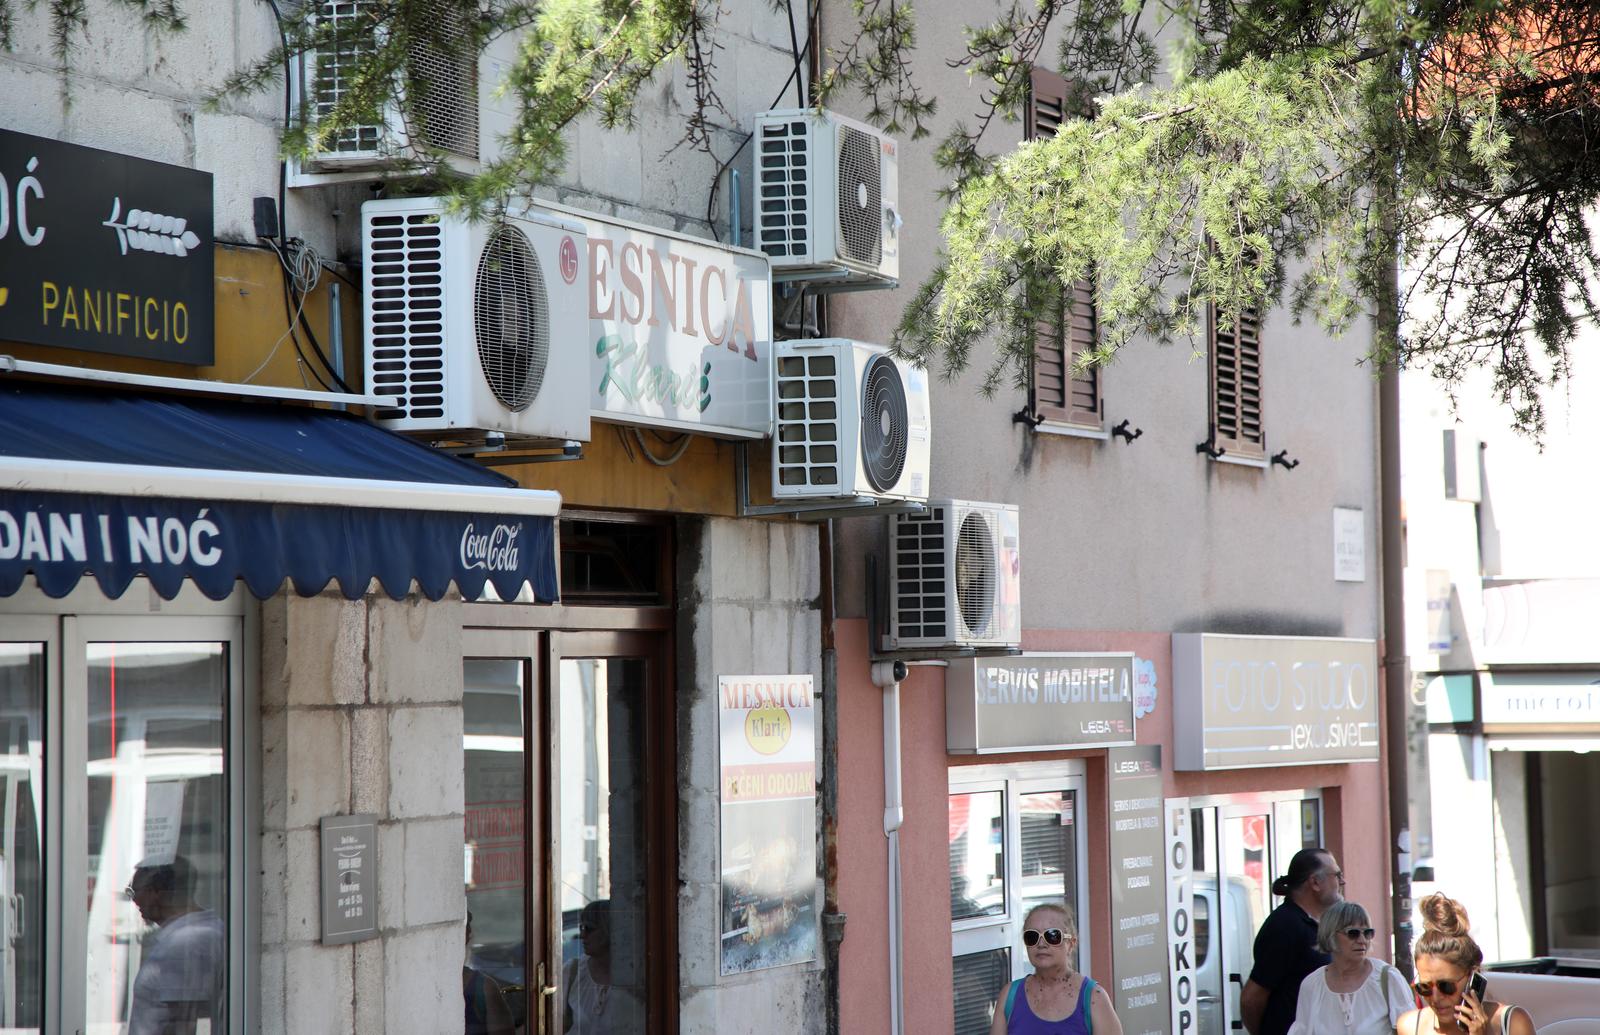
1027, 67, 1103, 431
0, 606, 247, 1035
1207, 301, 1264, 459
949, 770, 1088, 1035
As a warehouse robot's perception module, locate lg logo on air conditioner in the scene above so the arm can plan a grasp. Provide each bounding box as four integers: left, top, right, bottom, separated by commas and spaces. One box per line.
559, 235, 579, 285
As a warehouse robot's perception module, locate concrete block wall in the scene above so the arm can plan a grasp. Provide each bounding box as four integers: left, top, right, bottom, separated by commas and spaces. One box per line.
260, 590, 467, 1035
676, 516, 826, 1035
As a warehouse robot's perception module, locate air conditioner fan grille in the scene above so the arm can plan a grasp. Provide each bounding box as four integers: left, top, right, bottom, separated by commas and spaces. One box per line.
836, 125, 883, 268
860, 354, 908, 492
474, 223, 550, 412
955, 510, 997, 638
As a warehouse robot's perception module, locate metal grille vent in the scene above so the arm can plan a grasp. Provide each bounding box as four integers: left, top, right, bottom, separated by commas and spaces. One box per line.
775, 351, 841, 488
474, 223, 550, 412
758, 118, 810, 258
836, 125, 883, 267
893, 508, 948, 640
313, 1, 382, 155
860, 355, 908, 492
407, 1, 479, 160
367, 212, 446, 419
955, 510, 997, 637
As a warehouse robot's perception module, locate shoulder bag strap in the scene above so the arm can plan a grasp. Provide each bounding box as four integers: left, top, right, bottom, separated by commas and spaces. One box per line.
1082, 977, 1096, 1035
1005, 978, 1025, 1024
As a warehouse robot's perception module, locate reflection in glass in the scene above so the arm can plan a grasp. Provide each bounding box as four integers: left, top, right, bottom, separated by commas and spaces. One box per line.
1017, 790, 1079, 971
1223, 813, 1271, 995
463, 660, 527, 1033
1190, 807, 1224, 1035
949, 792, 1005, 921
952, 947, 1011, 1035
559, 659, 647, 1035
86, 642, 228, 1035
0, 645, 44, 1034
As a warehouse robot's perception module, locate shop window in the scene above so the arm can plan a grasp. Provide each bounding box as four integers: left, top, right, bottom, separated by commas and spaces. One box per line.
949, 774, 1087, 1035
0, 611, 246, 1035
559, 519, 671, 606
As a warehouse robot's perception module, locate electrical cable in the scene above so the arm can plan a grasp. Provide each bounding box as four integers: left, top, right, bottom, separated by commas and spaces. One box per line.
630, 428, 695, 466
784, 0, 805, 108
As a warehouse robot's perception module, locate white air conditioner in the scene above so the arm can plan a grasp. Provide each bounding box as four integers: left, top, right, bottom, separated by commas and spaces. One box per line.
772, 339, 929, 502
753, 109, 899, 289
362, 197, 590, 443
293, 0, 480, 181
888, 500, 1022, 650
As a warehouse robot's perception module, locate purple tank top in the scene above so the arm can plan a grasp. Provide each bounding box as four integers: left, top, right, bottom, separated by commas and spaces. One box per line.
1007, 975, 1097, 1035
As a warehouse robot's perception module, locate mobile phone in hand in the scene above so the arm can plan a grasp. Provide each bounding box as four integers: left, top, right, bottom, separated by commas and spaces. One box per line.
1468, 972, 1488, 1002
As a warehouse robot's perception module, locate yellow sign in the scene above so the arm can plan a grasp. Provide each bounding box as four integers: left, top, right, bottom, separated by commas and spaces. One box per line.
744, 707, 791, 755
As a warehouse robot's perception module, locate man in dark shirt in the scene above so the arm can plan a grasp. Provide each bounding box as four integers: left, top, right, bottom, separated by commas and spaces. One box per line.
1240, 848, 1345, 1035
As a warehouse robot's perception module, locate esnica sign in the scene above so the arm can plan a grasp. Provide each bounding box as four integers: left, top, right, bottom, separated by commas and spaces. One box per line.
551, 202, 773, 439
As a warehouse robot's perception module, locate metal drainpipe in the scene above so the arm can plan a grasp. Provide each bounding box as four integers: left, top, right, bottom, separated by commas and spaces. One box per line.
872, 658, 909, 1035
1379, 246, 1414, 977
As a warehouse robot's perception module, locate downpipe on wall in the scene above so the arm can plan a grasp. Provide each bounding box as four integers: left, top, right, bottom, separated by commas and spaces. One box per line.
872, 658, 908, 1035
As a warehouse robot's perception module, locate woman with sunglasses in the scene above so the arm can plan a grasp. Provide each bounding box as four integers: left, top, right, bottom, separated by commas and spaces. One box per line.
1285, 901, 1412, 1035
1397, 894, 1533, 1035
988, 903, 1124, 1035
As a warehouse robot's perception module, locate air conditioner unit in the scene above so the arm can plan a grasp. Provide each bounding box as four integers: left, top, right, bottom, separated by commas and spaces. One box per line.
753, 109, 899, 289
888, 500, 1022, 650
362, 196, 590, 444
293, 0, 480, 179
772, 339, 930, 502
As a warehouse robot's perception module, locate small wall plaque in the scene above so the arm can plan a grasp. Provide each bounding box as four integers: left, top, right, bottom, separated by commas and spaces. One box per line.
321, 814, 379, 945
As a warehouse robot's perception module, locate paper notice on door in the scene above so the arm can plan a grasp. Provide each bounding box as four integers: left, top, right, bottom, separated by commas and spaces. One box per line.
142, 782, 186, 865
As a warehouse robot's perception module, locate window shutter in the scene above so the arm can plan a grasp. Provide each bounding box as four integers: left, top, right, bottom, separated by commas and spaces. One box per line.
1027, 68, 1102, 428
1209, 303, 1265, 458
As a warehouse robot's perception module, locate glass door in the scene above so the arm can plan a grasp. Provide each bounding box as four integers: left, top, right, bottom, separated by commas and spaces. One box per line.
462, 629, 546, 1035
1219, 807, 1274, 1032
0, 619, 50, 1035
550, 631, 674, 1035
949, 769, 1088, 1035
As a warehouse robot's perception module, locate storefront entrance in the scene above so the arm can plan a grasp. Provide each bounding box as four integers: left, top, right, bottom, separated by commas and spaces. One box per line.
1186, 794, 1323, 1035
463, 609, 676, 1035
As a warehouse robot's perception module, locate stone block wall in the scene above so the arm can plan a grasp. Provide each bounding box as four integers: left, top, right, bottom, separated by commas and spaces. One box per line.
259, 590, 466, 1035
676, 516, 826, 1035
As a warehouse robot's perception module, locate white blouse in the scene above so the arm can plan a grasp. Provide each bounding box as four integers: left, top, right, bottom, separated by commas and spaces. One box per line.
1286, 961, 1415, 1035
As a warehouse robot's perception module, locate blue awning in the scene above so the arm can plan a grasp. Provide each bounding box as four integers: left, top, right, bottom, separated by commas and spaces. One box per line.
0, 381, 560, 602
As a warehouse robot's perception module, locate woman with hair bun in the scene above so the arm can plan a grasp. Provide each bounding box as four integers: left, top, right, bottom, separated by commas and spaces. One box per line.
1398, 894, 1533, 1035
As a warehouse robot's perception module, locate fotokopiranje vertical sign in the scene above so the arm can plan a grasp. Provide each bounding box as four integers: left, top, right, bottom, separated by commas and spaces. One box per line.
1108, 745, 1171, 1035
718, 674, 817, 975
0, 129, 214, 364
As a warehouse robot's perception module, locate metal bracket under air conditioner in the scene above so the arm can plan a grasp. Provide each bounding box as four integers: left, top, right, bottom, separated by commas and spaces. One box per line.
734, 442, 926, 521
769, 267, 899, 293
864, 553, 1022, 663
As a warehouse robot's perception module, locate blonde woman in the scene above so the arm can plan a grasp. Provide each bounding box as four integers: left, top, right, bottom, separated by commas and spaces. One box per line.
989, 903, 1123, 1035
1398, 895, 1533, 1035
1285, 901, 1411, 1035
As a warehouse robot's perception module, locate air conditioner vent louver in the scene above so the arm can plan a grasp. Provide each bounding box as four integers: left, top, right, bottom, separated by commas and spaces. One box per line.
860, 354, 907, 491
312, 1, 382, 156
408, 5, 479, 160
955, 510, 997, 637
758, 117, 810, 259
888, 500, 1021, 650
836, 125, 883, 267
367, 212, 447, 420
894, 509, 947, 641
474, 223, 549, 412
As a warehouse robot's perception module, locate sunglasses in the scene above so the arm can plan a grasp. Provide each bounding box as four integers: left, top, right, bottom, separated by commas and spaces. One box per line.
1342, 927, 1376, 940
1023, 928, 1066, 947
1412, 978, 1464, 997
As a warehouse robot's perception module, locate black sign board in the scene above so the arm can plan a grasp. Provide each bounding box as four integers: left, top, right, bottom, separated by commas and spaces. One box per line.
321, 814, 378, 945
0, 128, 214, 364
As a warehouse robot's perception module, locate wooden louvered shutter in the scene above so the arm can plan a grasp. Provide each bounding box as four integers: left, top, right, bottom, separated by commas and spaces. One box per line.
1027, 68, 1102, 429
1209, 302, 1265, 458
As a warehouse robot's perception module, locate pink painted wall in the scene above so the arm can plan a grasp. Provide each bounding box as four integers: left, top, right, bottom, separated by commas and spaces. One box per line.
834, 621, 1396, 1035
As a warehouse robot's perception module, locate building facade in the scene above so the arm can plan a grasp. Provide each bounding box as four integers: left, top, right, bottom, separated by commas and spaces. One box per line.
1402, 347, 1600, 964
